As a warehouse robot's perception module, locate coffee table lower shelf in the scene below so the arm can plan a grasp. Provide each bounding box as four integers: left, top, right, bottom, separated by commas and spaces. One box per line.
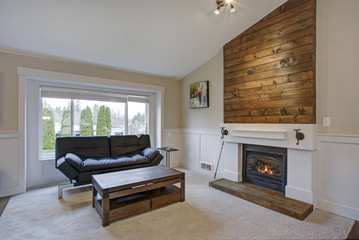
93, 185, 181, 226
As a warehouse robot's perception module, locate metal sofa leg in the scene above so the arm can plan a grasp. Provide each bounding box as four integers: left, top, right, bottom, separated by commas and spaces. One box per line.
58, 183, 74, 199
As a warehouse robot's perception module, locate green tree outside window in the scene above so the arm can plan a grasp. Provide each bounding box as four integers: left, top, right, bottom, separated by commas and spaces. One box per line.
80, 106, 94, 136
42, 108, 55, 150
60, 109, 71, 136
96, 105, 112, 135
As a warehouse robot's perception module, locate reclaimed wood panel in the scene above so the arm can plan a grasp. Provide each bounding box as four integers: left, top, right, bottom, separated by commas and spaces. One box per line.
209, 178, 313, 220
224, 0, 316, 124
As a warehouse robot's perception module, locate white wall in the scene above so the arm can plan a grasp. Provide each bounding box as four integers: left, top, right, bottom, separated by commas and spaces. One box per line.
316, 0, 359, 135
180, 52, 223, 129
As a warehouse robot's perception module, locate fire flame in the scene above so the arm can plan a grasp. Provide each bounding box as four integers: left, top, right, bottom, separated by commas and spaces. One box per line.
257, 165, 275, 176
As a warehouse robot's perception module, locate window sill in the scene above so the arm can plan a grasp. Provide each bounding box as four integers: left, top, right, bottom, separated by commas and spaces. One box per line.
39, 157, 55, 162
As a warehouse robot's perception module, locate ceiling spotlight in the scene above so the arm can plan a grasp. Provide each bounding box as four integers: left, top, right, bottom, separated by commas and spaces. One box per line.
214, 6, 221, 14
214, 0, 236, 15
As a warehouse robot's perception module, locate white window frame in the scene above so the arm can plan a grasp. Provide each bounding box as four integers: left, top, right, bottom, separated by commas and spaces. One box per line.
19, 67, 164, 165
39, 83, 154, 160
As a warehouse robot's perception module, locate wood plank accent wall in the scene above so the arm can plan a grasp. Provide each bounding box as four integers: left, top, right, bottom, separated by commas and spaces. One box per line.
223, 0, 316, 124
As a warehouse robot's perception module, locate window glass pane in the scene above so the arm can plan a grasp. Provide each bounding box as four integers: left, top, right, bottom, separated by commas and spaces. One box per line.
41, 98, 71, 159
74, 100, 125, 136
128, 102, 148, 135
40, 89, 149, 160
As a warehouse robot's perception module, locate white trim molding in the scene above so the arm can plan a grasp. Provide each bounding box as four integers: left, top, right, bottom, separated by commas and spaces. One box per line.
317, 133, 359, 144
316, 198, 359, 222
0, 132, 19, 138
286, 185, 313, 204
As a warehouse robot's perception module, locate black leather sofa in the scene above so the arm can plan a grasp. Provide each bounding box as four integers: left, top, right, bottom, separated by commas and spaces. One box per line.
55, 134, 163, 186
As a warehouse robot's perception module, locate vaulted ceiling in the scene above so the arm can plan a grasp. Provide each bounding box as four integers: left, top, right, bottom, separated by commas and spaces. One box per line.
0, 0, 286, 79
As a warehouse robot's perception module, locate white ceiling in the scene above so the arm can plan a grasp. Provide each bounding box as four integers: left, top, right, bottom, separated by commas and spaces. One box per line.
0, 0, 286, 79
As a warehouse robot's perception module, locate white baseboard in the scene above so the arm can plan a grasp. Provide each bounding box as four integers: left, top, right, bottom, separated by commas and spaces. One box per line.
285, 185, 313, 204
223, 170, 241, 182
0, 185, 24, 198
316, 198, 359, 221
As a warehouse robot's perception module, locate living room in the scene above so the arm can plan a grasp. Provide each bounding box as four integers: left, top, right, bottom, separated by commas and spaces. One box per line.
1, 0, 358, 239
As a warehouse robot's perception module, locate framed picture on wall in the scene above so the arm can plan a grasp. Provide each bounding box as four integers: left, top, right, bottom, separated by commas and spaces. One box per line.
190, 81, 209, 109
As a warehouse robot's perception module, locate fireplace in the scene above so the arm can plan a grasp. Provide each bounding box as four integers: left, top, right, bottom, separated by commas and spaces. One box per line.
242, 144, 287, 193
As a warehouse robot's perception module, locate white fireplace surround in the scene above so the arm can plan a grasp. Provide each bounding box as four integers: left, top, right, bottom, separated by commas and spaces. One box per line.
221, 123, 317, 204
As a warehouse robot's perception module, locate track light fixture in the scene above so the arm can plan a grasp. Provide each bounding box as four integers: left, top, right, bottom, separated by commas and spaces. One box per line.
214, 0, 236, 15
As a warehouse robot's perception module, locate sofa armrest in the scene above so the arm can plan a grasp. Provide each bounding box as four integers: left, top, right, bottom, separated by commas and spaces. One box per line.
141, 147, 160, 161
56, 156, 80, 180
64, 153, 83, 171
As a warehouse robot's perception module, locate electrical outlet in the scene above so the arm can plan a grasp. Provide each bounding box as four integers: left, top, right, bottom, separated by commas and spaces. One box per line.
323, 117, 331, 127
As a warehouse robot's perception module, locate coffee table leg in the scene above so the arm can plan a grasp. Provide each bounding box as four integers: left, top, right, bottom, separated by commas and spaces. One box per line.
102, 196, 110, 227
180, 176, 185, 202
92, 184, 95, 208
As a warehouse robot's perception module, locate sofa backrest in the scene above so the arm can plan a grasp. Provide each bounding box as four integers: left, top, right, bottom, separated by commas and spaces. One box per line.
56, 136, 110, 160
109, 135, 151, 158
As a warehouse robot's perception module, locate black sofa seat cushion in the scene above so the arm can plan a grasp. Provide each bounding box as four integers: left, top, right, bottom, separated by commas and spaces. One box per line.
82, 155, 151, 172
64, 152, 151, 172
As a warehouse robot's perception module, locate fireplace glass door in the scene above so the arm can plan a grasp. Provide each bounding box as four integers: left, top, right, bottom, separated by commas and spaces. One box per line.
247, 155, 283, 180
243, 144, 287, 192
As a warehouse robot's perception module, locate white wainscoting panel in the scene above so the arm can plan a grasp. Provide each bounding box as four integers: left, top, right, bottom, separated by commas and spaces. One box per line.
0, 132, 23, 197
286, 149, 314, 203
162, 129, 180, 167
165, 129, 224, 177
200, 132, 223, 175
315, 134, 359, 221
221, 142, 242, 182
179, 131, 200, 171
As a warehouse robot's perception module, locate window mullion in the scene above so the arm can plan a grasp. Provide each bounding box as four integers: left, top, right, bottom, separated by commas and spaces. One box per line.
146, 103, 149, 133
71, 99, 74, 136
125, 101, 128, 134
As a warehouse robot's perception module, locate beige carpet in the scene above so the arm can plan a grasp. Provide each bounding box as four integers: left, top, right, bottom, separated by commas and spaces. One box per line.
0, 168, 354, 240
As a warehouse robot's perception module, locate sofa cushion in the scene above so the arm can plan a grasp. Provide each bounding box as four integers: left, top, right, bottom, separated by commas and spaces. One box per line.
81, 155, 151, 172
56, 136, 110, 159
142, 147, 160, 161
110, 135, 151, 158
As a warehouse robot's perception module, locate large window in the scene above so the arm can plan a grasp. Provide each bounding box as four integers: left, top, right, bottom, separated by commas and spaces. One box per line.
40, 86, 149, 160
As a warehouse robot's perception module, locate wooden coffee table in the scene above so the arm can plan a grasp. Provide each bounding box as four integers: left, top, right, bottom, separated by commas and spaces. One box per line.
92, 166, 185, 226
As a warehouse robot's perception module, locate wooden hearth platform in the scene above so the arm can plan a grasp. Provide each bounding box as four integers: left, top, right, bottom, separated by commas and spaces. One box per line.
209, 178, 313, 220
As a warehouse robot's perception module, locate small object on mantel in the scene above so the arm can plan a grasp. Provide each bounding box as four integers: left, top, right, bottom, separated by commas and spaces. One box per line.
293, 129, 305, 145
